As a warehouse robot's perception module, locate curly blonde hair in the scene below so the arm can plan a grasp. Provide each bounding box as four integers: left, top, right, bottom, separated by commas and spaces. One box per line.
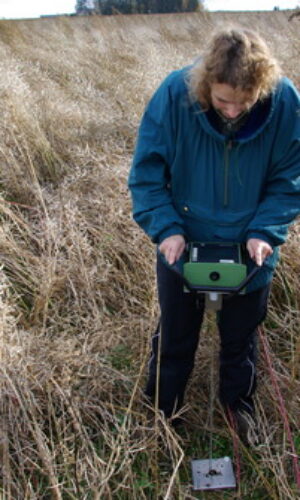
188, 26, 281, 109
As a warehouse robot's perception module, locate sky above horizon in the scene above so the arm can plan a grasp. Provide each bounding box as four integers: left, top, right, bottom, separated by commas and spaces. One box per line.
0, 0, 298, 19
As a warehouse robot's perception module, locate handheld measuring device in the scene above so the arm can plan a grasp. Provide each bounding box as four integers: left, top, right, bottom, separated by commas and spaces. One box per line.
170, 241, 259, 310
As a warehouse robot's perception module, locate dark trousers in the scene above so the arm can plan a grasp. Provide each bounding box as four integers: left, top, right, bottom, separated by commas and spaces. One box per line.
145, 255, 270, 418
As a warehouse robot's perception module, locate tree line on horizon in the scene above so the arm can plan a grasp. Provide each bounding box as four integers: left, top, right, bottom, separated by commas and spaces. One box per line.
75, 0, 202, 15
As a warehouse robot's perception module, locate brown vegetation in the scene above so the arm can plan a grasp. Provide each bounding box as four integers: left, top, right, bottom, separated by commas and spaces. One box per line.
0, 11, 299, 499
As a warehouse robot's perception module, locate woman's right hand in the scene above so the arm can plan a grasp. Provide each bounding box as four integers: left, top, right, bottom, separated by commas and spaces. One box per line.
159, 234, 186, 265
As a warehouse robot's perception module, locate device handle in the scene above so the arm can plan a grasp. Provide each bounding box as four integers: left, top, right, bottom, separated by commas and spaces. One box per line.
158, 249, 261, 295
232, 265, 261, 294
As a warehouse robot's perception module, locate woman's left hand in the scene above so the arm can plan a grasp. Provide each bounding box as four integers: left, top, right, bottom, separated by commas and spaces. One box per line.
246, 238, 273, 266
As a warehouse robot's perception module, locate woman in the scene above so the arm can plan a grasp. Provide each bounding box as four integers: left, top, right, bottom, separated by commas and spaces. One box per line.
128, 26, 300, 438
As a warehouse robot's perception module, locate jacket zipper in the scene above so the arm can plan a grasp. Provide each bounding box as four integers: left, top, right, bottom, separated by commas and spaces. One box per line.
224, 140, 233, 207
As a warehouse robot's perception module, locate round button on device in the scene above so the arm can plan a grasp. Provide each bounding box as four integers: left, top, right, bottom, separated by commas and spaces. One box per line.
210, 271, 220, 281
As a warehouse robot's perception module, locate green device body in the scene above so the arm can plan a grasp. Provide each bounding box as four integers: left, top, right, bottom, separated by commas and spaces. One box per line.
183, 242, 247, 293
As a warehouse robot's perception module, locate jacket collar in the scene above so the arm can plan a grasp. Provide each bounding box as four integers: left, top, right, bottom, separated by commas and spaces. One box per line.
190, 81, 282, 143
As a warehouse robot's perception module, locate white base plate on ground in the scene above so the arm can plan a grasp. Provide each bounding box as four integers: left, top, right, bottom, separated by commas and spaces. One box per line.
191, 456, 236, 490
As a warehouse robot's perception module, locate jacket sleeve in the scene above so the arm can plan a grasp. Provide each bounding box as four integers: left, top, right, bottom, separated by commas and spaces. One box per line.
128, 73, 185, 244
246, 81, 300, 246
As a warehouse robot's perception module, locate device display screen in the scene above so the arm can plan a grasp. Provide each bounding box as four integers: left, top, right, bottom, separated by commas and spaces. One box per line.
191, 243, 240, 263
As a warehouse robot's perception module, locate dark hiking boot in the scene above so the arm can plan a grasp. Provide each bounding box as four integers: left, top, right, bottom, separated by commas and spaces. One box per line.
225, 404, 260, 447
233, 410, 260, 447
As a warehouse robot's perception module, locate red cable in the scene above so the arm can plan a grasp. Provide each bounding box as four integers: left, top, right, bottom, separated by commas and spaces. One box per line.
258, 326, 300, 489
1, 199, 36, 210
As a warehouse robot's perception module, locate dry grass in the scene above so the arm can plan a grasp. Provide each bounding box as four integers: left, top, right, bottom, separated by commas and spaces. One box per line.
0, 11, 299, 499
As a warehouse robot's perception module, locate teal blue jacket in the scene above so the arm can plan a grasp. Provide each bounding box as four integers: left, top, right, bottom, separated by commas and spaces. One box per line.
128, 69, 300, 291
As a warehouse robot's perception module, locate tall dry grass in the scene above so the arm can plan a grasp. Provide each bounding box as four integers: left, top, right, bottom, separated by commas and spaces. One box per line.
0, 11, 299, 499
